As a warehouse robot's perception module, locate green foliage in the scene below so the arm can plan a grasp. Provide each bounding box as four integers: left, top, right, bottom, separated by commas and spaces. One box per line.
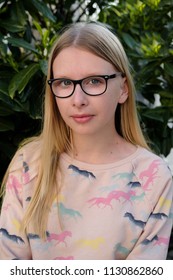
0, 0, 62, 180
99, 0, 173, 155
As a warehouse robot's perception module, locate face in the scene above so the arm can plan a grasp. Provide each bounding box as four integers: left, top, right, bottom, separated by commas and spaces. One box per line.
52, 47, 128, 139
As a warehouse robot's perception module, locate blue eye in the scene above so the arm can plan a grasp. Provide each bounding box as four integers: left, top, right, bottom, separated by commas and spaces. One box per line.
90, 78, 101, 84
84, 77, 105, 87
63, 80, 72, 86
58, 79, 72, 87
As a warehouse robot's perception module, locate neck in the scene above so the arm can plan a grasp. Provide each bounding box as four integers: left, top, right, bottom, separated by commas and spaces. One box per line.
69, 130, 132, 164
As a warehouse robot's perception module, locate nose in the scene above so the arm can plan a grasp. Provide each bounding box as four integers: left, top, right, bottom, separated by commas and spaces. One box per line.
71, 84, 88, 107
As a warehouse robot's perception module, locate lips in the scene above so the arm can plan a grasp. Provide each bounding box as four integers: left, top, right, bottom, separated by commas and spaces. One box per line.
71, 114, 94, 124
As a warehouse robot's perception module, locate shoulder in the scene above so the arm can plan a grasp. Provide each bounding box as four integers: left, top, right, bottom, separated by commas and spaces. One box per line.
132, 146, 172, 206
8, 138, 41, 183
132, 146, 172, 177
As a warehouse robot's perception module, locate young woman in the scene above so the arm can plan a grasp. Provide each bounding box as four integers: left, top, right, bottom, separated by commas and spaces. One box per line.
0, 22, 172, 260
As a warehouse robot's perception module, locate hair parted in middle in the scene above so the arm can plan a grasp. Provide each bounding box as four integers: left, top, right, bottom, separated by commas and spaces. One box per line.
20, 22, 149, 237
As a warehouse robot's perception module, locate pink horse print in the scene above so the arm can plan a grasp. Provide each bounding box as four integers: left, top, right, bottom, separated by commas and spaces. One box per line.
47, 231, 72, 246
139, 159, 160, 190
154, 237, 169, 246
139, 159, 160, 180
87, 191, 117, 209
6, 175, 22, 193
111, 190, 136, 203
87, 190, 135, 208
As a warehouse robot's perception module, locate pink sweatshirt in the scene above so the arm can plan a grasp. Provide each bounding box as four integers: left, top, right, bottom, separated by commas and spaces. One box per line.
0, 145, 173, 259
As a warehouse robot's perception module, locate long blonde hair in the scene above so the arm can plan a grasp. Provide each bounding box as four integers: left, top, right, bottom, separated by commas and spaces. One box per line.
1, 22, 150, 238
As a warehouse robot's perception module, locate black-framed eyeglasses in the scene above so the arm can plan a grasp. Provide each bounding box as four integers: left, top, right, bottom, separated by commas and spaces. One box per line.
47, 72, 125, 98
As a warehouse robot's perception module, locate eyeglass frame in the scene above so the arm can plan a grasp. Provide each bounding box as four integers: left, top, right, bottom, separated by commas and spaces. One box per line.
47, 72, 125, 98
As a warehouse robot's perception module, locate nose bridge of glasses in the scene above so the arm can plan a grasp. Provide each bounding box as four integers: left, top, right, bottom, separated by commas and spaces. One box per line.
73, 78, 86, 94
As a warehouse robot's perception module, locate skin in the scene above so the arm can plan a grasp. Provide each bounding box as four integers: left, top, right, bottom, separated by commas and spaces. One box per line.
52, 47, 136, 164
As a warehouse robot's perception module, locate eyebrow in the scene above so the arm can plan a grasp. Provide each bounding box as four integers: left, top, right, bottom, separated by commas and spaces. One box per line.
53, 72, 114, 79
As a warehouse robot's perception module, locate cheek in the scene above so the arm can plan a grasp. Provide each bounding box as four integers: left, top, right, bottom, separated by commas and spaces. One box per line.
98, 97, 117, 121
103, 89, 120, 109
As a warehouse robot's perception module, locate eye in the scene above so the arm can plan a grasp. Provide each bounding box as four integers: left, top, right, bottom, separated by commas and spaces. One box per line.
61, 79, 72, 87
84, 77, 104, 86
90, 78, 102, 85
53, 79, 72, 89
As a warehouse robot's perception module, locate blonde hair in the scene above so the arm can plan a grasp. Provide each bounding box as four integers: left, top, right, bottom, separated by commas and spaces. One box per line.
1, 22, 150, 238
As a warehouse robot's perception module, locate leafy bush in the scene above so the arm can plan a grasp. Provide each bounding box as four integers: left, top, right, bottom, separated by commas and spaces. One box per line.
99, 0, 173, 155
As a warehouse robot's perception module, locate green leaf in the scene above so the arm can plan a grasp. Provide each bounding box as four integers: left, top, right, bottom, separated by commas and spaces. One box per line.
39, 60, 48, 75
7, 37, 39, 54
12, 0, 27, 27
33, 20, 43, 36
159, 90, 173, 99
9, 64, 40, 98
0, 21, 25, 33
0, 81, 8, 95
0, 33, 7, 55
122, 33, 138, 49
164, 63, 173, 77
31, 0, 56, 22
0, 118, 15, 131
0, 88, 31, 113
143, 109, 164, 122
42, 29, 50, 47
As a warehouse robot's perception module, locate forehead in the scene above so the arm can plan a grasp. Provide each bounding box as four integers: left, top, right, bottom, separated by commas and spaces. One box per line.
52, 47, 115, 78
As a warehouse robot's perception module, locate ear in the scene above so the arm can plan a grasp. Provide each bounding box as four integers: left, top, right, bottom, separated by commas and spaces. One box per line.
118, 78, 129, 104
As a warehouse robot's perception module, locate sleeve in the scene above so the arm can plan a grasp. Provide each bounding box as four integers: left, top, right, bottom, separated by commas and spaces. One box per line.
0, 153, 32, 260
127, 162, 173, 260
